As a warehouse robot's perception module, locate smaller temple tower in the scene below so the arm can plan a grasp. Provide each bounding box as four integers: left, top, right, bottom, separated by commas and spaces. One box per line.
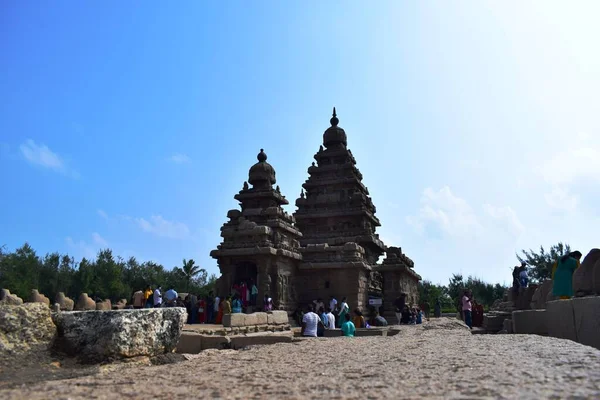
210, 149, 302, 311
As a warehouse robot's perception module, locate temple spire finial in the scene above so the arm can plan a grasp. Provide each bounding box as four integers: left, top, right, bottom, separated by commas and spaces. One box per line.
330, 107, 339, 127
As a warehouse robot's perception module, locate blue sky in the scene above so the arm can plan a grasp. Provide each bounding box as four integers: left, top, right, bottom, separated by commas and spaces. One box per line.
1, 2, 599, 286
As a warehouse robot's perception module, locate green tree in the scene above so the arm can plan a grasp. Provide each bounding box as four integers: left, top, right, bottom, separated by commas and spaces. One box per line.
517, 242, 571, 282
180, 259, 205, 291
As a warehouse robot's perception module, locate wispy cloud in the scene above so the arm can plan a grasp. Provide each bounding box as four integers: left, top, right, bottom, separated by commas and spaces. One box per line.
65, 232, 109, 260
483, 204, 525, 236
167, 153, 192, 164
97, 209, 109, 220
406, 186, 482, 238
19, 139, 79, 178
135, 215, 190, 239
544, 186, 579, 213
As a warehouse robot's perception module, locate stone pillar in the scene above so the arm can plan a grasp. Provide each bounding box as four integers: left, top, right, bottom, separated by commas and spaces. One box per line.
257, 258, 272, 310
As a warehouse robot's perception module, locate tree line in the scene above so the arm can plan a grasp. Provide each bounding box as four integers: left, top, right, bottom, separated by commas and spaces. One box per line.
417, 242, 571, 311
0, 243, 217, 303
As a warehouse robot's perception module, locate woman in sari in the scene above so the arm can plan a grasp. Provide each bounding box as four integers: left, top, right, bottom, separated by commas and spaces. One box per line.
552, 251, 582, 299
337, 297, 349, 328
215, 295, 224, 324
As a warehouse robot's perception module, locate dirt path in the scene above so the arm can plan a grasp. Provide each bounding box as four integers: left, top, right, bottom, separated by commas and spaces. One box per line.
2, 319, 600, 399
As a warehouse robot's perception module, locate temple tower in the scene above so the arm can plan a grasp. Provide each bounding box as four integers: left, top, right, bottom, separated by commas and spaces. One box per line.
293, 109, 386, 310
210, 149, 302, 311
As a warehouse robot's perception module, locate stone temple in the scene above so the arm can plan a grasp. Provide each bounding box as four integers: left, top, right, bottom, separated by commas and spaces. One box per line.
210, 109, 421, 319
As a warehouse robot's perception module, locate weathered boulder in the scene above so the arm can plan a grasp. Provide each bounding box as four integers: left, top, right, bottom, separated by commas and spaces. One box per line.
95, 299, 112, 311
113, 299, 127, 310
0, 289, 23, 305
54, 292, 74, 311
0, 303, 56, 355
75, 293, 96, 311
515, 285, 538, 310
593, 259, 600, 295
531, 280, 553, 309
546, 299, 577, 342
573, 249, 600, 297
29, 289, 50, 306
52, 308, 187, 362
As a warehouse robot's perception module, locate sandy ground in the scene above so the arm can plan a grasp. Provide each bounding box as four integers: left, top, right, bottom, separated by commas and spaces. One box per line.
2, 318, 600, 399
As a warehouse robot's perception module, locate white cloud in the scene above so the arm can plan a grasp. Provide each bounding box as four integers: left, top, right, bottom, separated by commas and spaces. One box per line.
544, 186, 579, 212
91, 232, 109, 247
19, 139, 79, 178
406, 186, 482, 237
135, 215, 190, 239
483, 204, 525, 236
97, 209, 109, 220
66, 233, 109, 260
168, 153, 192, 164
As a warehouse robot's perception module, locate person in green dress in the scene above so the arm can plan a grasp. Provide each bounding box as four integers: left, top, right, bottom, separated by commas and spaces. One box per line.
337, 297, 349, 328
552, 251, 582, 299
341, 313, 356, 337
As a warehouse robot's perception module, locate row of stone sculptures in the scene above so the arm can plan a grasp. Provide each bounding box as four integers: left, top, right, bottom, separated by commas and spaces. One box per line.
0, 288, 127, 311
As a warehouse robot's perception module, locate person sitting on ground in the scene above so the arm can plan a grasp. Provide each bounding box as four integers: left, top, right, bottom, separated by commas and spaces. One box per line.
552, 251, 583, 299
352, 308, 366, 328
370, 311, 388, 327
301, 304, 324, 338
341, 313, 356, 337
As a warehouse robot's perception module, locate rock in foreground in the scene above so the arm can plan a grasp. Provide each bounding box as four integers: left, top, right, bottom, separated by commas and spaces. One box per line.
53, 308, 187, 362
0, 303, 56, 355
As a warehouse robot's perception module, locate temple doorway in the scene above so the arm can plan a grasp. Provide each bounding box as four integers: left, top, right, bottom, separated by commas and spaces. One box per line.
231, 262, 258, 311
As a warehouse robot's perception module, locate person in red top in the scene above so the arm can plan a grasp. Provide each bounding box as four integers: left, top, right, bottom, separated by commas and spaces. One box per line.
197, 297, 207, 324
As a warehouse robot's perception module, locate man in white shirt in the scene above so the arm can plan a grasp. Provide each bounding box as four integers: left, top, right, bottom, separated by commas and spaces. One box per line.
301, 304, 324, 337
326, 307, 336, 330
153, 286, 162, 308
329, 296, 338, 313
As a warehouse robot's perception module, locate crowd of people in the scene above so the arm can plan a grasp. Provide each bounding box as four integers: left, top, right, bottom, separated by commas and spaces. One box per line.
295, 296, 416, 338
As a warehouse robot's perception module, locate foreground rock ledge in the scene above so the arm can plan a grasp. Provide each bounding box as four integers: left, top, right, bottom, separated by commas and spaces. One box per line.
53, 308, 187, 362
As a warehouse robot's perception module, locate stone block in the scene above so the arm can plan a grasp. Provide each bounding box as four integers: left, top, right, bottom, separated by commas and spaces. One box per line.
222, 313, 245, 327
52, 308, 187, 362
503, 318, 513, 334
244, 313, 258, 326
546, 299, 577, 342
530, 280, 553, 310
271, 310, 289, 325
176, 331, 203, 354
387, 328, 401, 337
512, 310, 547, 335
254, 312, 268, 325
55, 292, 74, 311
355, 328, 386, 337
0, 289, 23, 305
200, 335, 231, 350
96, 300, 112, 311
75, 293, 96, 311
572, 296, 600, 350
29, 289, 50, 306
230, 332, 293, 349
0, 303, 56, 354
324, 329, 342, 337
